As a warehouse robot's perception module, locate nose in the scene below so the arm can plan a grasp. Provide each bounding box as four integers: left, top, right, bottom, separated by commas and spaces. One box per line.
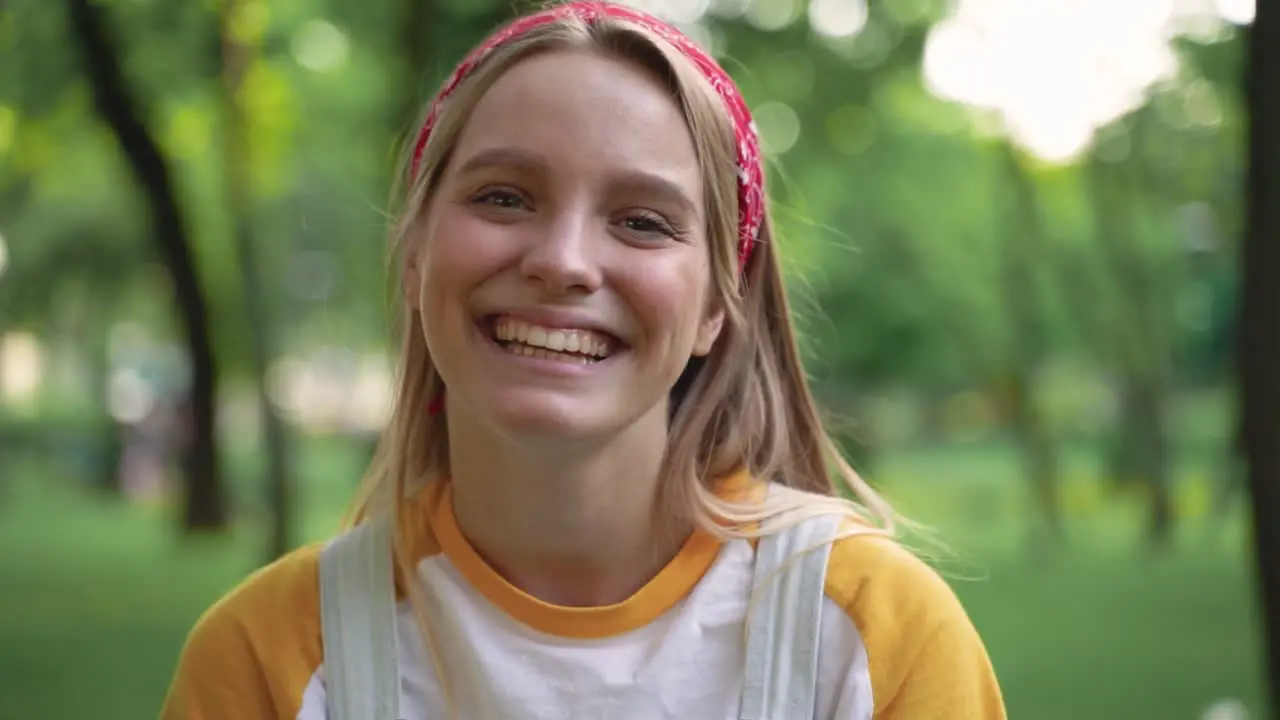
519, 207, 603, 295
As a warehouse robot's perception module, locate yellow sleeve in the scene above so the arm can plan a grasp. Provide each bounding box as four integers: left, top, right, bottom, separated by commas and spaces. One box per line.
825, 533, 1006, 719
161, 544, 325, 720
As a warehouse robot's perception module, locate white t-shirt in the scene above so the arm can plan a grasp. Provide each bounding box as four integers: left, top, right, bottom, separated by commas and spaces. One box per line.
163, 474, 1006, 719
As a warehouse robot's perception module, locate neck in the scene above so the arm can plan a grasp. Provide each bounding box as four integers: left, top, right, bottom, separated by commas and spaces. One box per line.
446, 411, 689, 607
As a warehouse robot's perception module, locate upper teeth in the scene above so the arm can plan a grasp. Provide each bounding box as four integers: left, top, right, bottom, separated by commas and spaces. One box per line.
494, 317, 614, 358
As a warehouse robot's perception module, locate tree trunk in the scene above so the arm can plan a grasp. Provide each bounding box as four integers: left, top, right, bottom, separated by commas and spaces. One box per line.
1087, 137, 1176, 550
91, 333, 124, 496
221, 0, 294, 560
1133, 379, 1172, 550
1000, 143, 1064, 547
1006, 369, 1064, 543
1241, 5, 1280, 716
1123, 112, 1177, 550
1106, 380, 1142, 491
66, 0, 227, 530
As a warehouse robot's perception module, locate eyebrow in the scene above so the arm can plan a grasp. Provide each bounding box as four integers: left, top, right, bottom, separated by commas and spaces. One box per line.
452, 146, 700, 217
454, 146, 549, 177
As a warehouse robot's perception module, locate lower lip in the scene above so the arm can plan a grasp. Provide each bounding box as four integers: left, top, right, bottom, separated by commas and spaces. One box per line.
475, 323, 616, 376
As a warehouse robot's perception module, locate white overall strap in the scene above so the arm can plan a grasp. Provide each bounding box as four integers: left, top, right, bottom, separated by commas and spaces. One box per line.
318, 516, 402, 720
739, 512, 843, 720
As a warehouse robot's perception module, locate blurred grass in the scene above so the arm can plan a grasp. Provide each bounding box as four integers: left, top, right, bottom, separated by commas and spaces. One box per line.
877, 443, 1265, 719
0, 437, 1267, 719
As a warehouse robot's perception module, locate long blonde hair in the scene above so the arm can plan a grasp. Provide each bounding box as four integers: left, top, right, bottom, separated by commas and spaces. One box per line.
344, 7, 909, 704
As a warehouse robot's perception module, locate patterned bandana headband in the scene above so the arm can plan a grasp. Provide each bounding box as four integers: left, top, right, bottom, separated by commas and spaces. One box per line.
408, 1, 765, 276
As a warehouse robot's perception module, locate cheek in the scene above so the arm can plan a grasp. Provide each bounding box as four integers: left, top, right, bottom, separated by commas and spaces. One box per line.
621, 257, 715, 347
418, 209, 508, 305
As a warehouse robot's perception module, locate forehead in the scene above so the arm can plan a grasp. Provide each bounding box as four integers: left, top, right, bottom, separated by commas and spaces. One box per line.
449, 49, 702, 196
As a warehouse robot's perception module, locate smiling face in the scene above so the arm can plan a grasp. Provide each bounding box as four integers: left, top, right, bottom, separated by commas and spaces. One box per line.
404, 49, 726, 443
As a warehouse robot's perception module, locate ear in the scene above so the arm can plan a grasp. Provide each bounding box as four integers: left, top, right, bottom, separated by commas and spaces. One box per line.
691, 302, 726, 357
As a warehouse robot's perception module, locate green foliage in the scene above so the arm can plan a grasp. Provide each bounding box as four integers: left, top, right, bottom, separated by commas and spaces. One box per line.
0, 0, 1239, 393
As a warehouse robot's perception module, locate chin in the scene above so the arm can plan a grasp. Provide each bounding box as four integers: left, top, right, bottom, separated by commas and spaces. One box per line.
476, 392, 616, 442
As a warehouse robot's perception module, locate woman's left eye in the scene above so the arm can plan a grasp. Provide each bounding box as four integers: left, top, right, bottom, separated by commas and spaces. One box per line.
620, 213, 677, 237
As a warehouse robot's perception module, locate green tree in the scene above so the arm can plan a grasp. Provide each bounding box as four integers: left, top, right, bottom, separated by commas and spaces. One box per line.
65, 0, 228, 531
1241, 0, 1280, 709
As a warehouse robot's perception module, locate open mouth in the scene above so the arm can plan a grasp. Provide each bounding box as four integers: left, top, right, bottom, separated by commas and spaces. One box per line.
481, 315, 623, 365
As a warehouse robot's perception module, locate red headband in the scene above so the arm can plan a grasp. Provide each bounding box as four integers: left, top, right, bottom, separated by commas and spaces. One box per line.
408, 1, 765, 275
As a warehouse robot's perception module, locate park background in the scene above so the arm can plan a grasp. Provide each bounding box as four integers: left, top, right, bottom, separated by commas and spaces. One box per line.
0, 0, 1267, 718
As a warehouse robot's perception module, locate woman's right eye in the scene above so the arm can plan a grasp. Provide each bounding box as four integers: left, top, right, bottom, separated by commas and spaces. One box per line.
470, 189, 527, 210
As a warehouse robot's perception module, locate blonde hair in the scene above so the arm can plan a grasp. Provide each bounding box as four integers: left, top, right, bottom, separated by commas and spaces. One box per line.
344, 6, 912, 708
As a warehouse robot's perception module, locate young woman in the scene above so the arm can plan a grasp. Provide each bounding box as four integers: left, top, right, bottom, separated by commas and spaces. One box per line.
161, 3, 1006, 718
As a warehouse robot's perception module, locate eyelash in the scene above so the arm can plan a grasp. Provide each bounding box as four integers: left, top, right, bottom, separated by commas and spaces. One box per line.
468, 189, 682, 239
470, 188, 527, 210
